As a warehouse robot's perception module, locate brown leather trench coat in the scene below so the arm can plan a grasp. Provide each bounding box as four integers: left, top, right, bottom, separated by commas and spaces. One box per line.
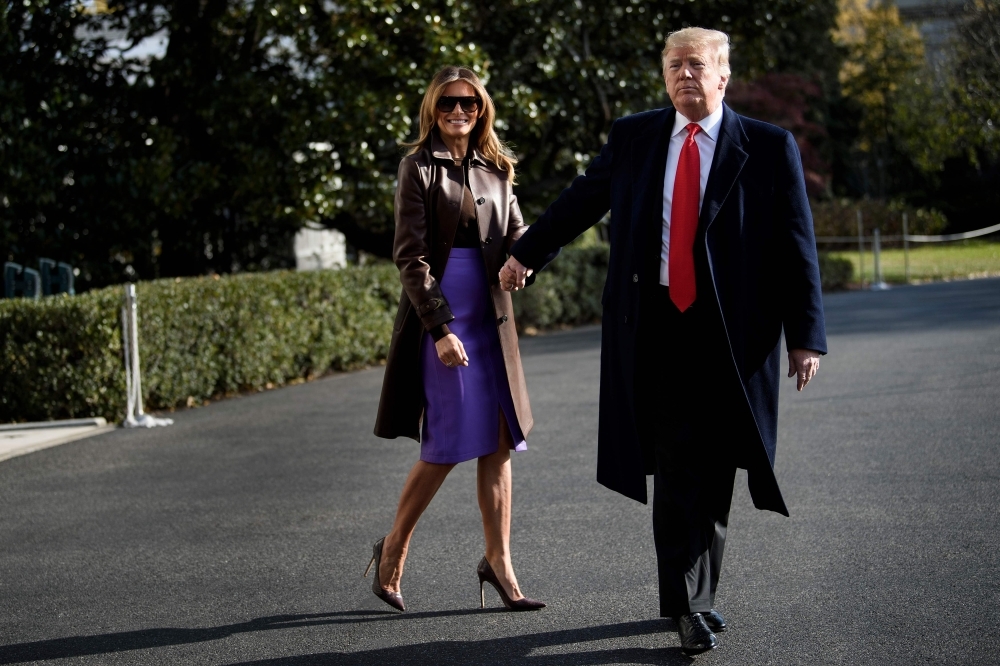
374, 135, 533, 442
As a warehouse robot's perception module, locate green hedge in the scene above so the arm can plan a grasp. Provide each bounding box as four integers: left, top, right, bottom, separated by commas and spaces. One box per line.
1, 266, 399, 423
818, 252, 853, 290
0, 288, 126, 424
512, 245, 610, 331
1, 244, 851, 424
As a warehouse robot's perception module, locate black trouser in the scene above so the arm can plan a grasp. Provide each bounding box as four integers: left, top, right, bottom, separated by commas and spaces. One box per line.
641, 285, 738, 618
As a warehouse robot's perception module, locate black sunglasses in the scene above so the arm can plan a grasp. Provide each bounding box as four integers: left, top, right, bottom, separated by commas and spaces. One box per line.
436, 96, 481, 113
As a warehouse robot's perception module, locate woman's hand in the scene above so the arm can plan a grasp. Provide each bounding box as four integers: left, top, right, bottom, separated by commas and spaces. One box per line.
435, 334, 469, 368
500, 256, 533, 291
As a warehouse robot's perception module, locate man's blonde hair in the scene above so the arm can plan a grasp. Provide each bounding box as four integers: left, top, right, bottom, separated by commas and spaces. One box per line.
661, 27, 732, 79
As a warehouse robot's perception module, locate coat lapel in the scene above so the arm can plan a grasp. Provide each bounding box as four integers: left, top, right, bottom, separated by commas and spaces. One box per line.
701, 103, 748, 232
629, 108, 674, 262
468, 155, 494, 243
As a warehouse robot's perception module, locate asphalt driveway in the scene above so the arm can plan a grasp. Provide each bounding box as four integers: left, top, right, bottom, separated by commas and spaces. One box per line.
1, 277, 998, 665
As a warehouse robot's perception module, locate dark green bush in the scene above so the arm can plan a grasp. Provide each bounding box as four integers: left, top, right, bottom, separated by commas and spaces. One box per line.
0, 290, 125, 423
136, 268, 399, 407
512, 245, 610, 331
1, 266, 399, 423
818, 252, 853, 290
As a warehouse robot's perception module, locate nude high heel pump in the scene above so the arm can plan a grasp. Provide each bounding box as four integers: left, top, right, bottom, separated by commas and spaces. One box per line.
364, 537, 405, 612
477, 557, 545, 611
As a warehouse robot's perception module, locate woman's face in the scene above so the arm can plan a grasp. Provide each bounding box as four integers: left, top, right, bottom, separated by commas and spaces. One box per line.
435, 80, 480, 144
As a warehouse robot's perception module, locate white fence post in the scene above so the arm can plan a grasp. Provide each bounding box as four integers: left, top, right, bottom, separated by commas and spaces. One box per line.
902, 212, 910, 284
856, 209, 865, 288
871, 229, 890, 291
121, 284, 173, 428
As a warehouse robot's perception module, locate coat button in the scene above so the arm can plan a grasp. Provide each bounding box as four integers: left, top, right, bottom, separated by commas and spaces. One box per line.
476, 197, 485, 205
484, 236, 492, 244
624, 315, 628, 323
499, 314, 508, 324
632, 273, 638, 282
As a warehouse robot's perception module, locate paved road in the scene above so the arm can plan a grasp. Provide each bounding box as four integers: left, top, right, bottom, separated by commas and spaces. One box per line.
1, 278, 998, 665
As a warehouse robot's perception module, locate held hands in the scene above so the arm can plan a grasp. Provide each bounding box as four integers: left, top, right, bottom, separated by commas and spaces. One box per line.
499, 256, 533, 292
435, 333, 469, 368
787, 349, 821, 391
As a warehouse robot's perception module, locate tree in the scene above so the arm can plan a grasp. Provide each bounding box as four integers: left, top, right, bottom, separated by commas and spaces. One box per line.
3, 0, 844, 290
952, 0, 1000, 159
832, 0, 954, 198
726, 73, 830, 196
2, 0, 480, 286
467, 0, 841, 220
0, 1, 150, 286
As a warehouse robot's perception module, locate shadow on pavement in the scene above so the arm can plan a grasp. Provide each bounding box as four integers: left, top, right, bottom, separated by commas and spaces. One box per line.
0, 610, 472, 664
0, 612, 689, 665
226, 619, 693, 665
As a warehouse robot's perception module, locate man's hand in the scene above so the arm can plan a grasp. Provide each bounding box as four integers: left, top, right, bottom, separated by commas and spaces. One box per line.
435, 334, 469, 368
499, 256, 533, 292
787, 349, 820, 391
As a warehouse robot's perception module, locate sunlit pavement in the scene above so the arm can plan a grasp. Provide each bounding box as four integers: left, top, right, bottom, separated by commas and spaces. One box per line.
0, 419, 113, 464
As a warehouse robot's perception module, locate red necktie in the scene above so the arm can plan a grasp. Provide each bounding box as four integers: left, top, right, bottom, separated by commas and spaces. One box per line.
669, 123, 700, 312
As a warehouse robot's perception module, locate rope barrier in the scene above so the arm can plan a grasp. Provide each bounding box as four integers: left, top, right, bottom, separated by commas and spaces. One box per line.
815, 214, 999, 289
904, 222, 1000, 243
816, 221, 1000, 244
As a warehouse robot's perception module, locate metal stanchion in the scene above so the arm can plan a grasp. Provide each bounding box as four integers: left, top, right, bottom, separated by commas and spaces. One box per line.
856, 210, 865, 288
121, 284, 173, 428
902, 212, 910, 284
871, 229, 890, 291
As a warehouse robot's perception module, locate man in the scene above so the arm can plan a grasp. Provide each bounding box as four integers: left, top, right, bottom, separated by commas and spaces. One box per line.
499, 27, 827, 653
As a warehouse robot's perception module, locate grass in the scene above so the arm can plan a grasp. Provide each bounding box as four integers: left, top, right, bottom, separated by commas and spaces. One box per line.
825, 238, 1000, 286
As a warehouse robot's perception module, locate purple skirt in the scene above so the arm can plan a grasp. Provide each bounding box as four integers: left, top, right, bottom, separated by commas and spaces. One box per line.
420, 248, 527, 464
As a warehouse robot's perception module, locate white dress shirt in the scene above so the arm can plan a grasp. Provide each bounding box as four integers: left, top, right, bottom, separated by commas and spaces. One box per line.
659, 104, 724, 286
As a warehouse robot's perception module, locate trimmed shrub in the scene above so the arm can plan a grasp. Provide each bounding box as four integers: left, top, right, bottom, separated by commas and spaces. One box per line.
818, 253, 853, 290
512, 245, 610, 331
1, 266, 399, 423
0, 290, 125, 423
136, 268, 399, 407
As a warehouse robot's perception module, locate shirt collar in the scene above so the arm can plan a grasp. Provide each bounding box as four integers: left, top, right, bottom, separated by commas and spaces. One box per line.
671, 103, 724, 142
430, 131, 486, 166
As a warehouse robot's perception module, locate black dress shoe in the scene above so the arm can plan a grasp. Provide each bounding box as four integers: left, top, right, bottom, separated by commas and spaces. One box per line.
363, 537, 405, 612
702, 609, 727, 632
477, 557, 545, 611
676, 613, 718, 654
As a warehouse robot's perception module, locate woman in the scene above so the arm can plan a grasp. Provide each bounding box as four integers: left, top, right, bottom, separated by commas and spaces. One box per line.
368, 66, 545, 613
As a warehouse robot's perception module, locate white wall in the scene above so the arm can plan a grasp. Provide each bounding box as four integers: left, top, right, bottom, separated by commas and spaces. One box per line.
294, 224, 347, 271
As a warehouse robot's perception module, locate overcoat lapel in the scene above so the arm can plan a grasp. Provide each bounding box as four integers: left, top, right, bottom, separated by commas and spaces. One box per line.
629, 109, 674, 261
430, 134, 463, 262
468, 157, 495, 244
701, 104, 748, 233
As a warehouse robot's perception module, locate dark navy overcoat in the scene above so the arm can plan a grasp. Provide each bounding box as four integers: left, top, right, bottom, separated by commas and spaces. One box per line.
511, 104, 828, 515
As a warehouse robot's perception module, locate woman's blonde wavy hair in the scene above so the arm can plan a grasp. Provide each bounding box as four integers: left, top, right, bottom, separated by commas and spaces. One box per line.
405, 66, 517, 182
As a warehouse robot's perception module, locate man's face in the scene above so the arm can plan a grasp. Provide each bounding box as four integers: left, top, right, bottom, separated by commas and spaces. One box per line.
663, 47, 728, 121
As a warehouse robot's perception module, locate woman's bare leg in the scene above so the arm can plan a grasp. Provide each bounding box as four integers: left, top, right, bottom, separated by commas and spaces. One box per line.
380, 460, 455, 594
477, 411, 525, 600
